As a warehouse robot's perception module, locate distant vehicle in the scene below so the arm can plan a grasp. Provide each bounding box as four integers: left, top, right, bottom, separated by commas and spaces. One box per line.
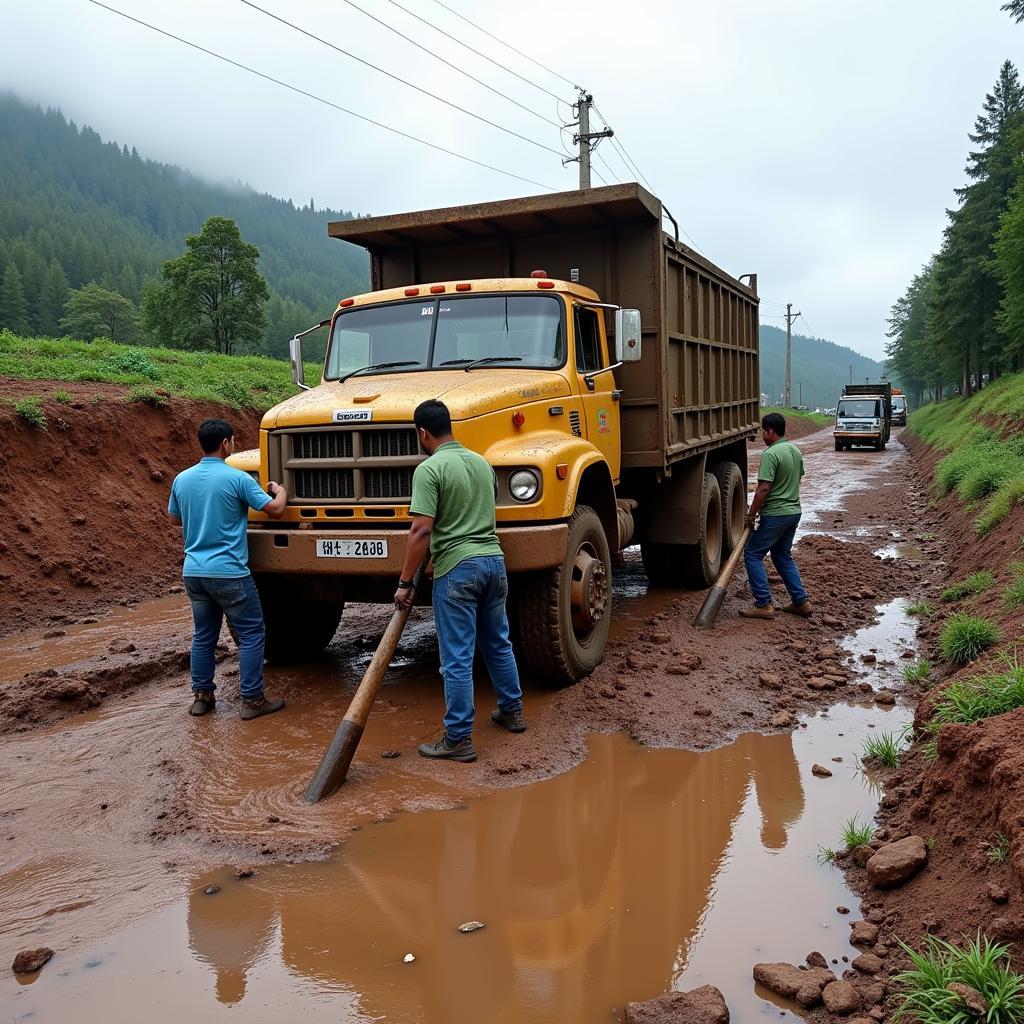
834, 382, 892, 452
891, 390, 908, 426
824, 407, 837, 416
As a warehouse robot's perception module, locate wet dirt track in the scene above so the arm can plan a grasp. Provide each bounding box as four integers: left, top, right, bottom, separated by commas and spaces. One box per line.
1, 427, 939, 1022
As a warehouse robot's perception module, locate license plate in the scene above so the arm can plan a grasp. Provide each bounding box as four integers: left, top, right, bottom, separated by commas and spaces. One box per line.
315, 539, 389, 559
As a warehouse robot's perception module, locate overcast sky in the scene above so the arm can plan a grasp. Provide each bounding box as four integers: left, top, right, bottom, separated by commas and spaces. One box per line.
1, 0, 1020, 359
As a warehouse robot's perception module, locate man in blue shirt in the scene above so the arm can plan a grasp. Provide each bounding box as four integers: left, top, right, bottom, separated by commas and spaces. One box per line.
168, 419, 288, 720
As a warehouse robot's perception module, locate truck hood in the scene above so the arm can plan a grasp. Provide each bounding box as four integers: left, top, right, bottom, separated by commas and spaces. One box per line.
262, 369, 573, 428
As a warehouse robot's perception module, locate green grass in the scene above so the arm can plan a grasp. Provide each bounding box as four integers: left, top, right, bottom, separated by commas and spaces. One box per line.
51, 389, 71, 403
892, 933, 1024, 1024
0, 330, 321, 410
931, 656, 1024, 726
816, 845, 839, 865
761, 406, 833, 428
903, 659, 932, 684
941, 570, 995, 602
1003, 562, 1024, 609
13, 396, 46, 429
909, 372, 1024, 535
907, 600, 936, 617
921, 737, 938, 763
840, 815, 875, 850
862, 730, 903, 769
938, 614, 1002, 664
987, 832, 1012, 864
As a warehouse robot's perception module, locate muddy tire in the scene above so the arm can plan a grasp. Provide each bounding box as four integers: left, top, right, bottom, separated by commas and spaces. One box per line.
640, 472, 724, 588
513, 505, 612, 686
834, 439, 843, 452
714, 461, 746, 557
254, 575, 344, 664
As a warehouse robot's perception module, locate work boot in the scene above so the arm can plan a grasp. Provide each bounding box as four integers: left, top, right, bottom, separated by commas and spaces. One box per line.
491, 707, 527, 733
239, 696, 285, 720
738, 603, 775, 620
189, 691, 216, 716
418, 735, 477, 763
781, 600, 813, 617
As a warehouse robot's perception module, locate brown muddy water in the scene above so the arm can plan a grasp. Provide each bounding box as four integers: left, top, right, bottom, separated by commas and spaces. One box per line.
5, 702, 907, 1024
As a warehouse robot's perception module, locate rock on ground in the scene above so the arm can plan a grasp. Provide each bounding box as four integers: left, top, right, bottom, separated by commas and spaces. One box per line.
849, 920, 880, 946
866, 835, 928, 888
753, 962, 835, 999
12, 948, 54, 974
822, 979, 863, 1015
624, 985, 729, 1024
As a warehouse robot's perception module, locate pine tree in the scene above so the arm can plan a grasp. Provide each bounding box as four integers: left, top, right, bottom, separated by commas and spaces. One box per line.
1003, 0, 1024, 22
38, 259, 69, 336
0, 261, 30, 335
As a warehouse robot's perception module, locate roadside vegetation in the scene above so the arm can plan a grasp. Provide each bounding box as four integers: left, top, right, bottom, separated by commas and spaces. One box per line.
908, 370, 1024, 535
760, 406, 832, 428
940, 570, 995, 602
931, 654, 1024, 726
13, 396, 46, 429
840, 815, 875, 850
1002, 562, 1024, 608
902, 659, 932, 684
938, 614, 1001, 664
0, 330, 320, 409
862, 731, 904, 769
892, 934, 1024, 1024
907, 600, 935, 617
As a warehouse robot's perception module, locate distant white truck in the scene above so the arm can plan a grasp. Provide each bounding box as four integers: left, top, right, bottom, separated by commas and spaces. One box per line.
834, 382, 892, 452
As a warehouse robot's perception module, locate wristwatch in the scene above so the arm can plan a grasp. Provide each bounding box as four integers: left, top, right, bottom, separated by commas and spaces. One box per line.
397, 579, 414, 589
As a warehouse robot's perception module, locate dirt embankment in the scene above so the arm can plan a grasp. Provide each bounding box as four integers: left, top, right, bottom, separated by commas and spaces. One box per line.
832, 430, 1024, 983
0, 382, 261, 635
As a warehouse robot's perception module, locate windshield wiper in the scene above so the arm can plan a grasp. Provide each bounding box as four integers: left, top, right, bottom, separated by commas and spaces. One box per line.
438, 358, 474, 366
338, 360, 419, 383
461, 355, 524, 372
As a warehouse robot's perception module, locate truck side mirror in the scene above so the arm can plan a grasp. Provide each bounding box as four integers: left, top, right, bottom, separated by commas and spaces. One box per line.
290, 335, 310, 391
615, 309, 642, 363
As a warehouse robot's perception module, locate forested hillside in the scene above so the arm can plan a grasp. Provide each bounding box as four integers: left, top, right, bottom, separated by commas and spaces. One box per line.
0, 95, 368, 356
758, 324, 887, 410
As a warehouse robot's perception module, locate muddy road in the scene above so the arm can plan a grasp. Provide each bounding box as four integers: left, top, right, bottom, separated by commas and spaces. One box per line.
1, 427, 941, 1022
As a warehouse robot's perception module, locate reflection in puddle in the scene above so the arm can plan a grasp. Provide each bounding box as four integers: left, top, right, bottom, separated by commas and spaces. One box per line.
7, 706, 906, 1023
874, 543, 926, 563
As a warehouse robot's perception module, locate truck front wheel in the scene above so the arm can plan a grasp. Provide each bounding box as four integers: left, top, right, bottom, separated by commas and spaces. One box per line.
513, 505, 612, 686
254, 575, 345, 664
640, 472, 724, 588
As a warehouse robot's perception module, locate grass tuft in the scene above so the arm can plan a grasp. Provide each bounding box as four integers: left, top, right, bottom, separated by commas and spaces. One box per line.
816, 845, 838, 865
1003, 562, 1024, 609
51, 389, 71, 403
939, 614, 1001, 664
931, 655, 1024, 726
840, 815, 875, 850
14, 396, 47, 429
127, 385, 170, 408
987, 832, 1012, 865
892, 933, 1024, 1024
941, 571, 995, 602
862, 731, 903, 769
907, 600, 935, 617
903, 659, 932, 684
921, 737, 939, 764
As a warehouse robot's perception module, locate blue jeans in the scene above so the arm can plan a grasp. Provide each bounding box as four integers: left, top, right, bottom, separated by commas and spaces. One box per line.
432, 555, 523, 741
184, 575, 266, 700
744, 513, 809, 608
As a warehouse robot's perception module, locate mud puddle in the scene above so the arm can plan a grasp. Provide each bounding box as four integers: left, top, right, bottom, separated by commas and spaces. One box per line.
873, 542, 926, 562
4, 703, 907, 1024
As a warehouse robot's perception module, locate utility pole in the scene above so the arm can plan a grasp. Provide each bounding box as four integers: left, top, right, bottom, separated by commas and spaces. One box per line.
849, 364, 854, 385
798, 382, 802, 407
784, 303, 800, 408
566, 92, 613, 189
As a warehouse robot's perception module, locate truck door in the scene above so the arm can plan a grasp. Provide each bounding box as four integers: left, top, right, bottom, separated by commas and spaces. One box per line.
573, 305, 621, 480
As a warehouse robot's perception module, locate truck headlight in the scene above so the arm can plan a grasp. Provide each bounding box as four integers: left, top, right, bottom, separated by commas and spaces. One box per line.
509, 469, 540, 502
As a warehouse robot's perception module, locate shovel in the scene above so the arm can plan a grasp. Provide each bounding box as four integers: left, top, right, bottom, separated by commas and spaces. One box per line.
693, 525, 752, 629
303, 561, 427, 804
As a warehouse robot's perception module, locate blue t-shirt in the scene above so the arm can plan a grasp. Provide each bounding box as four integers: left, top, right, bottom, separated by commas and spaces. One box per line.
168, 457, 272, 578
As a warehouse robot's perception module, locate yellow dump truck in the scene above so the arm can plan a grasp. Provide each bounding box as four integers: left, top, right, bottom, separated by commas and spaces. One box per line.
233, 184, 759, 685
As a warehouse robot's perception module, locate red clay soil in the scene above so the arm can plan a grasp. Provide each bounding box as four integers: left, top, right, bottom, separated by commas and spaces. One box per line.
0, 382, 261, 636
822, 431, 1024, 1017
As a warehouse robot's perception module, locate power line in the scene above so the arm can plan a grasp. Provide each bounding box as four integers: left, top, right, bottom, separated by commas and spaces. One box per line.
85, 0, 558, 192
592, 104, 655, 192
238, 0, 566, 159
377, 0, 569, 104
430, 0, 581, 93
337, 0, 561, 129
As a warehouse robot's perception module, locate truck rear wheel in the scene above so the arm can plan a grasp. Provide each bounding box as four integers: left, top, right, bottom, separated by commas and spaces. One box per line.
254, 575, 345, 664
640, 472, 724, 588
714, 461, 746, 558
834, 439, 843, 452
513, 505, 612, 686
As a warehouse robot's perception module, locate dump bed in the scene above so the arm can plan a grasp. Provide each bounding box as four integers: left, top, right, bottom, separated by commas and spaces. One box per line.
328, 184, 759, 472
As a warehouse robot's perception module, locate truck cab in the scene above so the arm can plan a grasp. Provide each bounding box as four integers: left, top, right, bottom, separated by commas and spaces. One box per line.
833, 382, 892, 451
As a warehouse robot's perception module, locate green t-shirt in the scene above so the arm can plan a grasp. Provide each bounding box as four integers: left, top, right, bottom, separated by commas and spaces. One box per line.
409, 441, 504, 579
758, 439, 804, 516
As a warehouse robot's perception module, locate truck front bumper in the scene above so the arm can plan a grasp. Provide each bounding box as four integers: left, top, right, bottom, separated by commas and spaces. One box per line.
248, 523, 569, 575
834, 431, 881, 441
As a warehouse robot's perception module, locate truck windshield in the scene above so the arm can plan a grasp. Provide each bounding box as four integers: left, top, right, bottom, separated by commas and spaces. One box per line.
893, 398, 906, 411
325, 294, 564, 380
837, 399, 880, 418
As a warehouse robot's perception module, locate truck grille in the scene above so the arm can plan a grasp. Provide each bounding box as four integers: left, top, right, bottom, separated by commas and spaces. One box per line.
275, 425, 424, 504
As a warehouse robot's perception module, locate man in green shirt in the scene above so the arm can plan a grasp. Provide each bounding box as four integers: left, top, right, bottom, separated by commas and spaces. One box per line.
394, 399, 526, 762
739, 412, 812, 620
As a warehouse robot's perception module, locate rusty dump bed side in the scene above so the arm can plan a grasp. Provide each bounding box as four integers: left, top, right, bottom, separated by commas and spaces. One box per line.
328, 184, 759, 472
